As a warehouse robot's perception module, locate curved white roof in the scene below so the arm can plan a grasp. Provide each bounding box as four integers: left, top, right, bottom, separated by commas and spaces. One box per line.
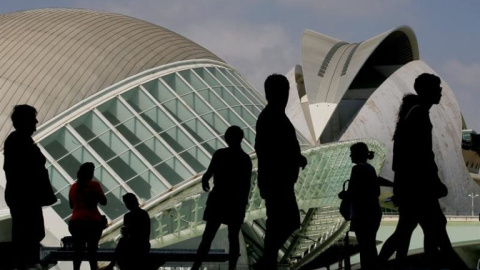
0, 8, 222, 148
301, 26, 419, 140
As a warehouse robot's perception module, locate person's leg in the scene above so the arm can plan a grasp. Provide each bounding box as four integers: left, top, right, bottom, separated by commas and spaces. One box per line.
86, 223, 103, 270
69, 221, 85, 270
354, 217, 380, 270
192, 221, 221, 270
394, 208, 418, 266
227, 223, 242, 270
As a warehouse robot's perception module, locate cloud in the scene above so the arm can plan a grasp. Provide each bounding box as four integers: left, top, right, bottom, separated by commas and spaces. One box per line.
440, 59, 480, 131
276, 0, 412, 19
183, 20, 298, 94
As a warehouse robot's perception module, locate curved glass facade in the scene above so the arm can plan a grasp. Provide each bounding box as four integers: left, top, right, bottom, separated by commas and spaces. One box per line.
38, 63, 278, 221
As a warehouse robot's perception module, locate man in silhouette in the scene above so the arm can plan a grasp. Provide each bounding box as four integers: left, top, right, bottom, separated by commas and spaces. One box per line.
4, 105, 56, 270
254, 74, 307, 270
390, 73, 466, 269
107, 193, 151, 270
192, 126, 252, 270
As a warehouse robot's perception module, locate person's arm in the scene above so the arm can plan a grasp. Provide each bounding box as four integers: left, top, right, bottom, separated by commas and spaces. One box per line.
202, 152, 218, 192
69, 184, 75, 209
96, 182, 107, 206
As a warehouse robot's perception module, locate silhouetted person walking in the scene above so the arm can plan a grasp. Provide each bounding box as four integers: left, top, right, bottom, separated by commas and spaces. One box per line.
387, 73, 466, 269
3, 104, 57, 270
346, 142, 381, 270
69, 162, 107, 270
254, 74, 307, 270
107, 193, 151, 270
192, 126, 252, 270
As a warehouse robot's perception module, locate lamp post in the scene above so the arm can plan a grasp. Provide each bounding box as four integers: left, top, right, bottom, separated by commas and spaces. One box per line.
468, 193, 479, 216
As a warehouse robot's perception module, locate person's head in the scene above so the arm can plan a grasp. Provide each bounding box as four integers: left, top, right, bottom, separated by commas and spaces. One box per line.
264, 74, 289, 109
225, 125, 244, 148
350, 142, 374, 164
122, 193, 139, 210
414, 73, 442, 105
11, 104, 38, 135
77, 162, 95, 185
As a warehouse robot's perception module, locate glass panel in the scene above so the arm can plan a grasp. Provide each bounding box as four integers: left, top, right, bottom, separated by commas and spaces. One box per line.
182, 93, 210, 115
163, 98, 195, 123
161, 73, 192, 96
161, 127, 195, 152
155, 158, 193, 185
71, 112, 109, 142
200, 138, 226, 155
178, 69, 208, 90
206, 67, 230, 85
196, 89, 227, 110
245, 104, 262, 117
218, 68, 241, 85
97, 99, 134, 126
217, 108, 246, 128
121, 87, 156, 113
230, 71, 267, 104
181, 118, 216, 144
143, 79, 175, 103
225, 86, 250, 104
116, 117, 154, 146
135, 137, 174, 167
140, 107, 176, 134
243, 128, 256, 151
58, 147, 96, 179
125, 170, 167, 201
95, 166, 122, 192
193, 68, 220, 87
101, 185, 128, 220
48, 167, 71, 219
89, 130, 128, 161
201, 112, 229, 135
179, 147, 209, 172
211, 86, 239, 106
40, 128, 82, 160
107, 151, 148, 181
232, 106, 256, 126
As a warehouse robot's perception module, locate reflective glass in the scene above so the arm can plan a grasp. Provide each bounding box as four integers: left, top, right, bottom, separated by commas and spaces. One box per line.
211, 86, 239, 106
40, 128, 82, 160
89, 130, 128, 161
178, 69, 208, 90
200, 138, 226, 155
125, 170, 167, 200
101, 185, 128, 219
140, 107, 176, 134
155, 158, 193, 185
98, 99, 134, 126
142, 79, 175, 103
201, 112, 229, 136
135, 137, 173, 167
162, 73, 193, 96
181, 118, 216, 144
179, 147, 209, 172
217, 108, 247, 128
196, 89, 227, 110
71, 112, 110, 142
163, 98, 195, 123
206, 67, 230, 85
232, 106, 256, 126
116, 117, 154, 146
121, 87, 156, 113
48, 166, 71, 219
225, 86, 250, 105
182, 93, 210, 115
94, 166, 122, 192
107, 151, 148, 181
192, 68, 220, 87
162, 127, 195, 152
58, 147, 97, 179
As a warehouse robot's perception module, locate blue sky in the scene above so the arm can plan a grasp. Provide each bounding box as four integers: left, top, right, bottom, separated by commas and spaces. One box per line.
1, 1, 479, 131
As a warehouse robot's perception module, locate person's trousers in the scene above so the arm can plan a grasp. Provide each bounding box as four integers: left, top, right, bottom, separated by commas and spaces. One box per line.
193, 221, 242, 270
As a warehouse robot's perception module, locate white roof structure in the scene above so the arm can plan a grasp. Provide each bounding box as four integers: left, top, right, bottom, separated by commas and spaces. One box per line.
0, 8, 222, 149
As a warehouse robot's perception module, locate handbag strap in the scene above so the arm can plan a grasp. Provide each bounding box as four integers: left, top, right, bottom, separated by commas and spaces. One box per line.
342, 180, 349, 191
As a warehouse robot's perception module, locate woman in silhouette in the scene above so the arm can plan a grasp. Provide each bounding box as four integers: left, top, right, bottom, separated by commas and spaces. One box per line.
192, 126, 252, 270
347, 142, 381, 270
69, 162, 107, 270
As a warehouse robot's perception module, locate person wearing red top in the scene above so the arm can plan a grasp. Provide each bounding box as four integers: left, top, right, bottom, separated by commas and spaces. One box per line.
69, 162, 107, 270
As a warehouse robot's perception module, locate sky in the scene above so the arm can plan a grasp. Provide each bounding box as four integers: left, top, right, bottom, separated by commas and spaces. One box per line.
1, 1, 479, 131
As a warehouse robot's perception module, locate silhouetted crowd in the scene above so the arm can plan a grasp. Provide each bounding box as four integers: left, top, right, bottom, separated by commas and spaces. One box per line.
3, 73, 467, 270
